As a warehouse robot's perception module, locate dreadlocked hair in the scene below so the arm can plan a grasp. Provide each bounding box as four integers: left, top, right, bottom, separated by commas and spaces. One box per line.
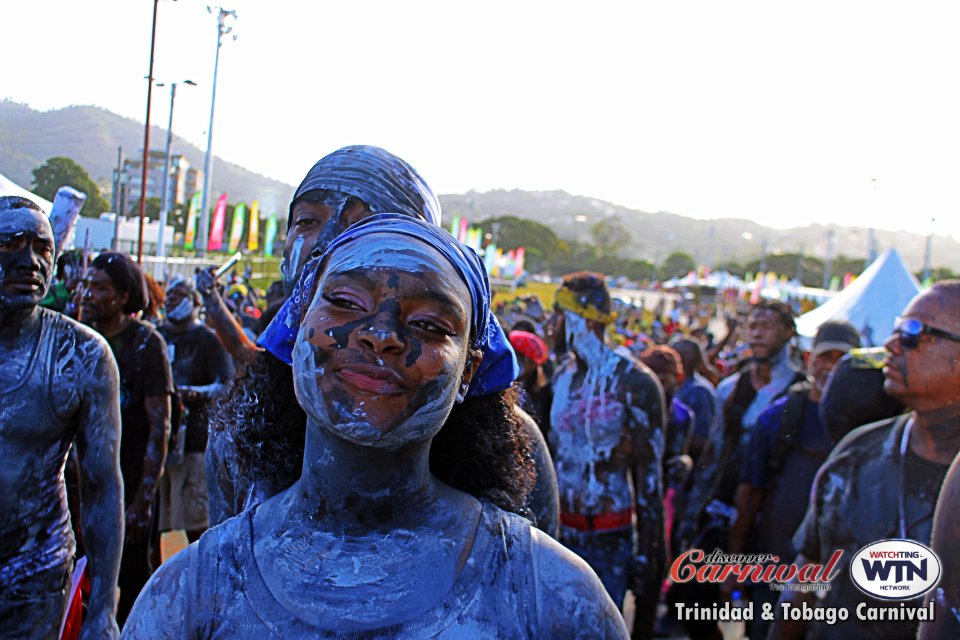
210, 350, 307, 495
429, 382, 535, 516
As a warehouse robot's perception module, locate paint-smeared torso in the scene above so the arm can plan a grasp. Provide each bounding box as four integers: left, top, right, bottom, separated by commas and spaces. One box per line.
0, 309, 109, 584
550, 350, 655, 515
123, 501, 628, 639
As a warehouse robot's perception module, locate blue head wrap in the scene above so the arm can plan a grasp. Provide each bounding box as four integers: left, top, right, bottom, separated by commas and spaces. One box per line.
259, 214, 518, 399
289, 145, 441, 227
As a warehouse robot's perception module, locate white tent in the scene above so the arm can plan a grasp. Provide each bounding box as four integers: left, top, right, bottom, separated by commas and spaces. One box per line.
796, 248, 921, 348
0, 171, 53, 213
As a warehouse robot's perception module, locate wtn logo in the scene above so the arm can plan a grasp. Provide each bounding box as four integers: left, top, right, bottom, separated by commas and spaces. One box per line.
860, 558, 927, 583
850, 540, 941, 600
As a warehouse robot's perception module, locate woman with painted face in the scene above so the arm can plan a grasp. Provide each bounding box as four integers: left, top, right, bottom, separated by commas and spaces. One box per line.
206, 145, 560, 538
124, 216, 626, 639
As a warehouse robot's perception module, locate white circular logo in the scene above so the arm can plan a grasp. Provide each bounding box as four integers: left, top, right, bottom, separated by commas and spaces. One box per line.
850, 539, 941, 600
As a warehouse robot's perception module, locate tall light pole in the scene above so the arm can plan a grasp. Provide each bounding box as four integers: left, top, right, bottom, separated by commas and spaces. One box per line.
197, 7, 237, 256
136, 0, 160, 264
156, 80, 197, 264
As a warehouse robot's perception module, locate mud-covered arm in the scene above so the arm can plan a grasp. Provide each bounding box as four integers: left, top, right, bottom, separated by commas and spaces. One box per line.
75, 343, 124, 639
625, 367, 666, 638
918, 450, 960, 640
517, 406, 560, 537
122, 543, 196, 639
532, 529, 630, 639
196, 266, 259, 365
205, 430, 238, 526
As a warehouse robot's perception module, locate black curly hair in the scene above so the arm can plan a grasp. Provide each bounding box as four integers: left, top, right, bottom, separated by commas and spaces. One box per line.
750, 299, 796, 332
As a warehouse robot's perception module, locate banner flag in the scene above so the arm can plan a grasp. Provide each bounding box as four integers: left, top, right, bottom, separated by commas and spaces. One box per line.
184, 192, 201, 250
264, 213, 278, 257
228, 202, 247, 252
208, 194, 228, 251
450, 215, 460, 237
247, 200, 260, 252
515, 247, 525, 277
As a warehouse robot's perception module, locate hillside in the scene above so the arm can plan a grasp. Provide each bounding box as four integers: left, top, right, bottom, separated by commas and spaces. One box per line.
0, 100, 294, 209
2, 101, 957, 272
439, 190, 960, 272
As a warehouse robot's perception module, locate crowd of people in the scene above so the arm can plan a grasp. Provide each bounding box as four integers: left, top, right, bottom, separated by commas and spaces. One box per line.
1, 144, 959, 640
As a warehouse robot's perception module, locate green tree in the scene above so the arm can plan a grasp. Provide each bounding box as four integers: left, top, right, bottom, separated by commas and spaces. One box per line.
31, 156, 111, 218
661, 251, 696, 279
591, 217, 632, 256
476, 216, 561, 272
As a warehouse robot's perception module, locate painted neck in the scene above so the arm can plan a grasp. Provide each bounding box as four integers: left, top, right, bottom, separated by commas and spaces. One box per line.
295, 417, 438, 529
909, 406, 960, 465
0, 305, 41, 344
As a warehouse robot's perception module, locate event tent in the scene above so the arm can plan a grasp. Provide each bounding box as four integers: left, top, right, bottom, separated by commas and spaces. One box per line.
0, 171, 53, 213
796, 248, 921, 348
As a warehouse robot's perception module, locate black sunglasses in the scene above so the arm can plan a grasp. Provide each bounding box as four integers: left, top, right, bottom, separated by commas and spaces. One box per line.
894, 317, 960, 349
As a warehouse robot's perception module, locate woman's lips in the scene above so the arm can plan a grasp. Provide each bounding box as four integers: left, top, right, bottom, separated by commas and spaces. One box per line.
336, 366, 407, 395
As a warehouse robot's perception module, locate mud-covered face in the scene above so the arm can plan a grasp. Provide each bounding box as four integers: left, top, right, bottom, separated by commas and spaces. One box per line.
0, 207, 54, 312
164, 283, 199, 324
281, 198, 373, 295
292, 233, 479, 449
809, 349, 845, 392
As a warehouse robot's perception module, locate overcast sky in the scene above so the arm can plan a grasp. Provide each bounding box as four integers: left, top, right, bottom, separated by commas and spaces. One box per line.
3, 1, 959, 239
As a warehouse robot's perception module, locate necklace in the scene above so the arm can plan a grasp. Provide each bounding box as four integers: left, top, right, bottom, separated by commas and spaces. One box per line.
898, 416, 913, 539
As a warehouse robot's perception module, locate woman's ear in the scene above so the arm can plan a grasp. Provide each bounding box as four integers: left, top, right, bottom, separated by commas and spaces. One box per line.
456, 350, 484, 404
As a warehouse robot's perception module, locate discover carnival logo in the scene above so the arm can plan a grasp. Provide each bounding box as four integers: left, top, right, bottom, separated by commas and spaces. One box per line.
849, 539, 942, 601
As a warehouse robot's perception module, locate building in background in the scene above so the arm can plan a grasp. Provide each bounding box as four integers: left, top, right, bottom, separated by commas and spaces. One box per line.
120, 151, 203, 216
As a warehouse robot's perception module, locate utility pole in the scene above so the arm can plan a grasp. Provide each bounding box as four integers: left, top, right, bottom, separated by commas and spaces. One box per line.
822, 229, 835, 289
136, 0, 160, 264
198, 7, 237, 256
157, 80, 196, 263
112, 146, 123, 213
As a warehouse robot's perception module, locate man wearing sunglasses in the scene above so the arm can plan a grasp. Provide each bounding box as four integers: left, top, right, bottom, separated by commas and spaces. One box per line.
771, 281, 960, 640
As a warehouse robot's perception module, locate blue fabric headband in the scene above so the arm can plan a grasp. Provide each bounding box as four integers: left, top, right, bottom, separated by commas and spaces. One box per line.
258, 214, 518, 398
289, 145, 441, 227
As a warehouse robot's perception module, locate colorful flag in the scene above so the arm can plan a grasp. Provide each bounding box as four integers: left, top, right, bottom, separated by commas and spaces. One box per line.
515, 247, 525, 277
449, 215, 460, 237
228, 202, 247, 252
264, 213, 278, 257
458, 218, 468, 243
184, 192, 200, 250
208, 194, 228, 251
248, 200, 260, 252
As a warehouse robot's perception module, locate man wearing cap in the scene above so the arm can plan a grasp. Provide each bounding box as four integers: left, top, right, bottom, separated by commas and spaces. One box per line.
156, 277, 233, 544
725, 320, 859, 640
771, 282, 960, 639
547, 271, 666, 638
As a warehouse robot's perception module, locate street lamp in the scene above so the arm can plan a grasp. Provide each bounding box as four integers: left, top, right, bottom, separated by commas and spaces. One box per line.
197, 7, 237, 256
156, 79, 197, 265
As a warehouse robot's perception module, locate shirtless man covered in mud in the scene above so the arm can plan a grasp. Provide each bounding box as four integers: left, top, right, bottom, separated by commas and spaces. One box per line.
548, 271, 666, 638
0, 196, 123, 639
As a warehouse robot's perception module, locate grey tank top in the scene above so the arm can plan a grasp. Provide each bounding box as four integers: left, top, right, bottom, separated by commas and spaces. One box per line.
0, 309, 74, 584
184, 501, 539, 639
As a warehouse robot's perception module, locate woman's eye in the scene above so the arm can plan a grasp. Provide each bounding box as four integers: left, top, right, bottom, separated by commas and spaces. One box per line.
323, 294, 364, 311
295, 218, 319, 228
410, 318, 455, 337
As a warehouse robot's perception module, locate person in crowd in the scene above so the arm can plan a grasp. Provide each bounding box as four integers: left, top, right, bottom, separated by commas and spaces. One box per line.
124, 215, 628, 639
141, 272, 165, 326
818, 346, 905, 443
80, 251, 174, 625
726, 320, 859, 640
674, 300, 802, 640
156, 277, 233, 543
548, 271, 666, 638
670, 337, 718, 462
0, 197, 123, 639
919, 448, 960, 640
771, 282, 960, 639
510, 329, 553, 437
205, 145, 559, 539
